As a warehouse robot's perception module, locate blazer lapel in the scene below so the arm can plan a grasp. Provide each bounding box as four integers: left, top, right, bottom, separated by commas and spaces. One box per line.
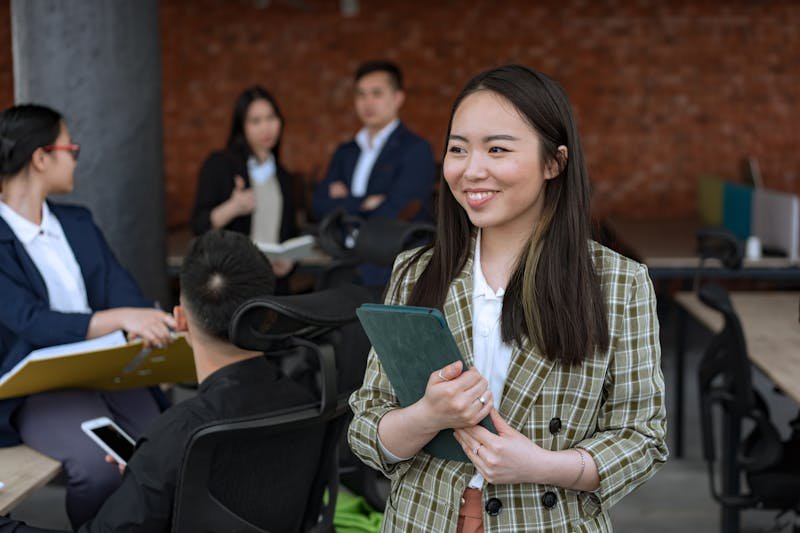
366, 123, 404, 194
499, 337, 555, 431
0, 215, 49, 301
443, 232, 476, 367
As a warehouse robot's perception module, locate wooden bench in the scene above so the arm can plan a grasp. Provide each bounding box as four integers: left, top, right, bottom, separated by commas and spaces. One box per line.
0, 445, 62, 515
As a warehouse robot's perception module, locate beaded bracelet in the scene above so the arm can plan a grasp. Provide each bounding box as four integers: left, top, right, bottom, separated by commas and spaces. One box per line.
570, 448, 586, 488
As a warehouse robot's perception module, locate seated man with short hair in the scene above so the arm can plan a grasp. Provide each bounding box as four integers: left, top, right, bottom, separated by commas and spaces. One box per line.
0, 230, 313, 532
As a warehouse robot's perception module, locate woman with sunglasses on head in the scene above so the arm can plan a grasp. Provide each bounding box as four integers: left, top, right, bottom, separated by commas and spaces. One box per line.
348, 65, 668, 532
0, 104, 175, 528
191, 86, 298, 289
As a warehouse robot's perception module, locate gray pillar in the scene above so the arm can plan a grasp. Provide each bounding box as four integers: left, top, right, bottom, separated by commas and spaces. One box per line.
11, 0, 166, 304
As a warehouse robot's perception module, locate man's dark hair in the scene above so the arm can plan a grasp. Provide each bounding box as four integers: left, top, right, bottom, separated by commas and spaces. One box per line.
179, 230, 276, 341
354, 60, 403, 90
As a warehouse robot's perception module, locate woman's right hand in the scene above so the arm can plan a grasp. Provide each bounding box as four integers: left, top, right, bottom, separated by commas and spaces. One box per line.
90, 307, 176, 349
228, 175, 255, 216
118, 308, 176, 348
418, 361, 493, 432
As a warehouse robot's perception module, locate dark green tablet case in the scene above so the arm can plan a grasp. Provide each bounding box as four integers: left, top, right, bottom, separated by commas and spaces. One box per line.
355, 303, 496, 462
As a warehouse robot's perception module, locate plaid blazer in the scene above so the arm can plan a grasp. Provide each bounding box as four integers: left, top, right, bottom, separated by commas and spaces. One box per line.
348, 239, 668, 532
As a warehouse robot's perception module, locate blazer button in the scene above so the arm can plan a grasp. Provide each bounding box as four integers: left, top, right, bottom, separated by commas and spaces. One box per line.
541, 491, 558, 509
485, 497, 502, 516
549, 417, 562, 435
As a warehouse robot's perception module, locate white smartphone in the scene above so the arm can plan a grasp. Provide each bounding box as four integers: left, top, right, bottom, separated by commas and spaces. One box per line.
80, 417, 136, 465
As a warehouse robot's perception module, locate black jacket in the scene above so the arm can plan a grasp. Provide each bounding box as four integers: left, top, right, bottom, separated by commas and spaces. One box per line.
190, 150, 297, 241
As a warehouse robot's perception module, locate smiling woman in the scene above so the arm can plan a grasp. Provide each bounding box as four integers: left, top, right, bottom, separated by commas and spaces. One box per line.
348, 65, 668, 532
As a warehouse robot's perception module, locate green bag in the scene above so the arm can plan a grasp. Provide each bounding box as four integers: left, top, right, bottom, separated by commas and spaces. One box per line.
334, 491, 383, 533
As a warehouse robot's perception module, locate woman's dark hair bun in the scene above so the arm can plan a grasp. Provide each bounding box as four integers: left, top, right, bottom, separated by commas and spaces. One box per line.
0, 104, 62, 178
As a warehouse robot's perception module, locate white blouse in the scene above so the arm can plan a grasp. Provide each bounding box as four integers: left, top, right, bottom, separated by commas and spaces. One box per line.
0, 201, 91, 313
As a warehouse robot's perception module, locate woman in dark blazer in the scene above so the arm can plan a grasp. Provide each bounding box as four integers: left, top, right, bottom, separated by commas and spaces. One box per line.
0, 105, 176, 527
191, 86, 297, 283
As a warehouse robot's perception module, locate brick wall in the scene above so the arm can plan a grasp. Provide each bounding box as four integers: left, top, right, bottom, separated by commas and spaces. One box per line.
3, 1, 799, 226
0, 1, 12, 110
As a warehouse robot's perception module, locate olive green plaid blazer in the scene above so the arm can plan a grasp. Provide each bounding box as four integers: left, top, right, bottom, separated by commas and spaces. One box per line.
348, 239, 668, 532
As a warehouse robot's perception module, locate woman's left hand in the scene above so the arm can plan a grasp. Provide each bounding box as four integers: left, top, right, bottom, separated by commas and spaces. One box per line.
454, 408, 545, 485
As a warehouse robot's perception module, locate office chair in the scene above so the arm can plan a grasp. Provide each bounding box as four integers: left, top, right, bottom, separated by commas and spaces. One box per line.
697, 283, 800, 533
315, 207, 435, 292
171, 284, 373, 533
693, 227, 744, 291
315, 211, 435, 511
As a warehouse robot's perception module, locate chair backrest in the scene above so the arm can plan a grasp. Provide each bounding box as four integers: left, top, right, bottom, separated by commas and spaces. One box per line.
316, 208, 435, 267
693, 227, 744, 291
171, 284, 373, 533
697, 283, 784, 507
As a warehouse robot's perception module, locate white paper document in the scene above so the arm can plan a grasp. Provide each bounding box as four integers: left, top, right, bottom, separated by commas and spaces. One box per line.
255, 234, 317, 261
0, 331, 127, 387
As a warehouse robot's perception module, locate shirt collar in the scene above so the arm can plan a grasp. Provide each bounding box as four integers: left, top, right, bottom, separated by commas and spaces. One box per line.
247, 153, 277, 184
355, 119, 400, 152
199, 354, 278, 393
472, 230, 505, 300
0, 201, 54, 244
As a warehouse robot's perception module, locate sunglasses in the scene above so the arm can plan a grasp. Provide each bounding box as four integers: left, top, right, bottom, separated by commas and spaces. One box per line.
42, 143, 81, 161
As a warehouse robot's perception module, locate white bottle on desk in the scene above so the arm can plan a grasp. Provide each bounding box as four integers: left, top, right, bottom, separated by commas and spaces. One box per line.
745, 235, 762, 260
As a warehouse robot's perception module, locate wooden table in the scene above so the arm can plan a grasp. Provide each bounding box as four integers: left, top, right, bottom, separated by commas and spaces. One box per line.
0, 445, 62, 515
674, 291, 799, 533
167, 227, 332, 277
674, 291, 800, 403
606, 218, 798, 279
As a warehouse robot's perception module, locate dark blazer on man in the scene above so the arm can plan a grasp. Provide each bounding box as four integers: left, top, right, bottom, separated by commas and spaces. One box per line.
0, 202, 150, 446
190, 150, 297, 242
311, 122, 435, 223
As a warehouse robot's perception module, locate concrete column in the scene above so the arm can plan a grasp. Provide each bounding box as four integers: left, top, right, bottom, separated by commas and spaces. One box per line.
11, 0, 166, 303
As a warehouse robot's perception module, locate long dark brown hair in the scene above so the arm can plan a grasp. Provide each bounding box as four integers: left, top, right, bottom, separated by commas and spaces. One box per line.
397, 65, 608, 365
225, 85, 284, 165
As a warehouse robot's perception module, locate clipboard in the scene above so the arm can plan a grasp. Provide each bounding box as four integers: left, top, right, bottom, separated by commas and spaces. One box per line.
0, 332, 196, 400
356, 303, 496, 462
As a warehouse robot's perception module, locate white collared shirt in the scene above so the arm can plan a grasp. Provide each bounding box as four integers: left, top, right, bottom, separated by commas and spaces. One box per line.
468, 230, 513, 488
247, 153, 277, 186
350, 119, 400, 197
377, 231, 514, 483
0, 201, 91, 313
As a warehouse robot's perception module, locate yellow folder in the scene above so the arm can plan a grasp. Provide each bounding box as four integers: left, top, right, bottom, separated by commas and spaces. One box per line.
0, 334, 196, 400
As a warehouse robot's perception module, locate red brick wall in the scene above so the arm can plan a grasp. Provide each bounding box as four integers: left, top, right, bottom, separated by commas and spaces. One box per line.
3, 1, 800, 226
0, 1, 12, 110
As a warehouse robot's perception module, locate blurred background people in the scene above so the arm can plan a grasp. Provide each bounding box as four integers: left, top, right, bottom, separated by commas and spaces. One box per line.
191, 86, 297, 287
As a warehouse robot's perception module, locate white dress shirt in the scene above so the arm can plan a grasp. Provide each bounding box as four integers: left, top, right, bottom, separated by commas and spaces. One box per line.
350, 119, 400, 197
0, 201, 91, 313
468, 230, 513, 488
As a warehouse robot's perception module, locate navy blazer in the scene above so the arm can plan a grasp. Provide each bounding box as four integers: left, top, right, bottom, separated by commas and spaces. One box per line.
0, 202, 150, 446
311, 122, 435, 223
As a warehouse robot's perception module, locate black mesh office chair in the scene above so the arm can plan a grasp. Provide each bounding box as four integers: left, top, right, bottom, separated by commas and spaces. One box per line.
315, 210, 435, 511
171, 284, 373, 533
315, 207, 435, 292
697, 283, 800, 532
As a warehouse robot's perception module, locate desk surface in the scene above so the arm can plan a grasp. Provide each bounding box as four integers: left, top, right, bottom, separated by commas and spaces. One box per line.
167, 227, 331, 272
0, 445, 62, 514
674, 291, 800, 403
608, 218, 796, 271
